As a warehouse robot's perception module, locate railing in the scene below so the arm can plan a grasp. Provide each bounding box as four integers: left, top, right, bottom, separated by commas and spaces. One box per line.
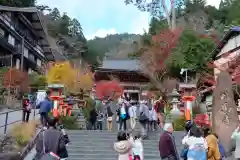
0, 108, 23, 134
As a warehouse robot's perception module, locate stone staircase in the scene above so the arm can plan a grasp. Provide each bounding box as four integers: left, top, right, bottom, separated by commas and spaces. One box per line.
67, 130, 184, 160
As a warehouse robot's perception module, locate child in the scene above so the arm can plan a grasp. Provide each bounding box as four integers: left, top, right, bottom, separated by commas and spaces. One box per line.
132, 132, 143, 160
97, 111, 104, 130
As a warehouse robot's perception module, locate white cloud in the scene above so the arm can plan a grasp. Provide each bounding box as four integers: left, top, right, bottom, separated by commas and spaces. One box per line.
86, 28, 117, 40
130, 13, 150, 34
206, 0, 221, 8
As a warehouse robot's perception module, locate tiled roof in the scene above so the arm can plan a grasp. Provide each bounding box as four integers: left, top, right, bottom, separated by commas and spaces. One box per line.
213, 26, 240, 59
99, 59, 141, 71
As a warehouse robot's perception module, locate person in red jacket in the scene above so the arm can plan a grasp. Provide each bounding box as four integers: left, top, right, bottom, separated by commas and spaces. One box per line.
154, 96, 165, 129
22, 95, 31, 122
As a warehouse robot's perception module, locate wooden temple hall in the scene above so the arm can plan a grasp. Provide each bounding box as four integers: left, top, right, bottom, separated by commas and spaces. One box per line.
94, 59, 150, 101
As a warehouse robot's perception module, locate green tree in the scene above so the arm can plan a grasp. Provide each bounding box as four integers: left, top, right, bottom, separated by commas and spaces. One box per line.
168, 29, 215, 75
48, 8, 61, 20
149, 17, 168, 35
58, 13, 71, 35
69, 18, 84, 38
29, 72, 47, 91
227, 0, 240, 26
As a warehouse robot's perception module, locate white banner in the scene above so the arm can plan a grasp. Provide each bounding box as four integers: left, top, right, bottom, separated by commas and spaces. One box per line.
36, 90, 47, 105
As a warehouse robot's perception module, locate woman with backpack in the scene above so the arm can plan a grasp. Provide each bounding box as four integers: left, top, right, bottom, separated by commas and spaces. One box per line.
182, 126, 208, 160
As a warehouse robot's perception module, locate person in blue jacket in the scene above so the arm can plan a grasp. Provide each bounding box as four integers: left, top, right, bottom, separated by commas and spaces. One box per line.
36, 92, 53, 127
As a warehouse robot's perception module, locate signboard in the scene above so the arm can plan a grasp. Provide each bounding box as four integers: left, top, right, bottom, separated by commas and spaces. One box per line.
36, 90, 47, 105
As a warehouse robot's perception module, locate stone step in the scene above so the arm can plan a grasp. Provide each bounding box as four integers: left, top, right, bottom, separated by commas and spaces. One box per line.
66, 130, 184, 160
67, 158, 161, 160
67, 148, 159, 154
67, 144, 162, 150
68, 153, 161, 159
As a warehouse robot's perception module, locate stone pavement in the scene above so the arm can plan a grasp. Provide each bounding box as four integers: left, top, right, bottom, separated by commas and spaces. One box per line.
0, 108, 39, 134
66, 130, 184, 160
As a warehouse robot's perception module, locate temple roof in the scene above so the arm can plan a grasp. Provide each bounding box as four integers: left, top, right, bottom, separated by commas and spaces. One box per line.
212, 26, 240, 59
98, 59, 141, 71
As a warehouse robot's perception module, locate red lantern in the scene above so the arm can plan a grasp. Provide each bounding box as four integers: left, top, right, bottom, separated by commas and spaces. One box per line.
194, 114, 211, 127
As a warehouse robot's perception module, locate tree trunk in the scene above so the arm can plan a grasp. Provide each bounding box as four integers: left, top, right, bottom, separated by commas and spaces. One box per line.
212, 71, 239, 152
171, 0, 176, 30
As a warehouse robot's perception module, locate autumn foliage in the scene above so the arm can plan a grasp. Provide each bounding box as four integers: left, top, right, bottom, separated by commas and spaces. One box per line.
95, 80, 123, 100
3, 68, 29, 92
47, 61, 77, 91
140, 28, 183, 93
141, 28, 183, 73
46, 61, 93, 93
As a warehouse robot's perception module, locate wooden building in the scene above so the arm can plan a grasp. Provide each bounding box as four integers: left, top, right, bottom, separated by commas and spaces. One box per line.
0, 5, 55, 74
94, 59, 150, 101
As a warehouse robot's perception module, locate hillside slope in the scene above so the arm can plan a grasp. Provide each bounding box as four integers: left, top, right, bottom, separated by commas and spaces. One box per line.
87, 33, 141, 59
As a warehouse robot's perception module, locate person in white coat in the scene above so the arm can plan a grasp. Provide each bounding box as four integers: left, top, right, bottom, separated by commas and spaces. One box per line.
132, 132, 144, 160
148, 106, 157, 131
129, 100, 137, 130
182, 126, 208, 160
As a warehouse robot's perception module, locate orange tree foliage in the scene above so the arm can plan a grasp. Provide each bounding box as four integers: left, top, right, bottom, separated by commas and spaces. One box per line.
3, 68, 29, 92
140, 28, 183, 94
95, 80, 123, 101
46, 61, 77, 92
74, 68, 93, 93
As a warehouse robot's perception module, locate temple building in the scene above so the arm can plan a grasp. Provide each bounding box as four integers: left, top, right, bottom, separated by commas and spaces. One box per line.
94, 59, 150, 101
201, 27, 240, 117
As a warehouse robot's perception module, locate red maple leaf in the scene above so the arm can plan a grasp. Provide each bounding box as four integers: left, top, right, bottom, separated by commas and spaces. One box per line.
95, 80, 123, 100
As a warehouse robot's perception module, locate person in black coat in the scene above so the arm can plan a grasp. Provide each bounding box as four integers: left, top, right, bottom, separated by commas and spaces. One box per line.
89, 108, 98, 130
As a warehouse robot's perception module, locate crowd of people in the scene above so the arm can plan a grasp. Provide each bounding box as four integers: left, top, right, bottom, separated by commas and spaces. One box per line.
159, 121, 240, 160
21, 92, 240, 160
87, 96, 165, 137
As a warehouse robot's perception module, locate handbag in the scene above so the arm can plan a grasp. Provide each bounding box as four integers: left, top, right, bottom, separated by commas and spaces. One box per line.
40, 131, 60, 160
139, 112, 148, 123
180, 147, 188, 158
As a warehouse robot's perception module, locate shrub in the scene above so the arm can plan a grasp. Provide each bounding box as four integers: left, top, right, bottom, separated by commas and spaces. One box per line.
173, 116, 185, 131
82, 98, 95, 121
11, 121, 37, 147
60, 115, 79, 130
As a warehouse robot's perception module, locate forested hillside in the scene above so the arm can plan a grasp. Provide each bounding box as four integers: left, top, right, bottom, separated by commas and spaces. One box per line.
87, 33, 140, 59
0, 0, 240, 66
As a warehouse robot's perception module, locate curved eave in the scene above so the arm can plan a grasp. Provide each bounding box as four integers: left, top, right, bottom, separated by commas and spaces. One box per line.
212, 27, 240, 60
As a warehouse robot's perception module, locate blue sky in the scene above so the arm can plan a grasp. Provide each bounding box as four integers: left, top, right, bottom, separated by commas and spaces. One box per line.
37, 0, 221, 40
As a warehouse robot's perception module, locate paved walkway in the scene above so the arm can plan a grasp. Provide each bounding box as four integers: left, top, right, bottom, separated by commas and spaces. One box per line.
0, 108, 39, 134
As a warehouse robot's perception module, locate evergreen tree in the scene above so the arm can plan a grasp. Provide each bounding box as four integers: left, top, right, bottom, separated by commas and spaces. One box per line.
49, 8, 61, 20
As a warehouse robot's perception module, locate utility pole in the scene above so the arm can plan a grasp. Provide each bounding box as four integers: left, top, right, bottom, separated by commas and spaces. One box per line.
20, 37, 24, 71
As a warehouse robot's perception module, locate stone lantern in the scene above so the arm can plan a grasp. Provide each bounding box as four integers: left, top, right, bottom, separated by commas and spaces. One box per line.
167, 89, 182, 121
